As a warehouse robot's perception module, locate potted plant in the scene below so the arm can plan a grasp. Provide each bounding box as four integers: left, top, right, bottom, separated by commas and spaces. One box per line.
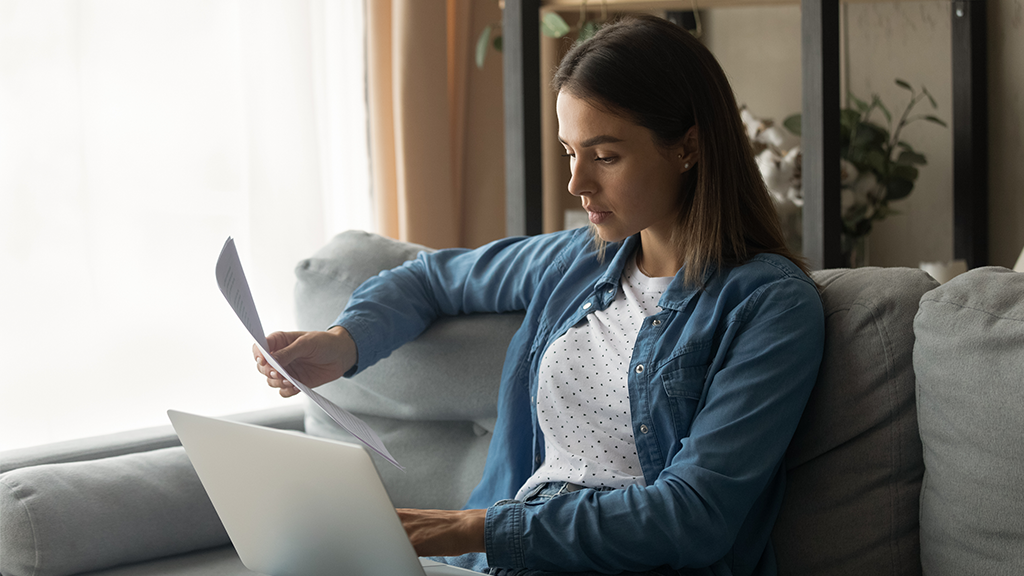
779, 79, 948, 266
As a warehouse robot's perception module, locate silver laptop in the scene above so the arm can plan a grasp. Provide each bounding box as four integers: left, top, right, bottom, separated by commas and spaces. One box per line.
168, 410, 484, 576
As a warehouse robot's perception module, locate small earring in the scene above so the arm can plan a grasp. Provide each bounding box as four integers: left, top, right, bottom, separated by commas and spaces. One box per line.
684, 163, 690, 169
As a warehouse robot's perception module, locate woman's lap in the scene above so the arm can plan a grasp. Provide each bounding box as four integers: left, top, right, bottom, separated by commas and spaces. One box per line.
431, 482, 681, 576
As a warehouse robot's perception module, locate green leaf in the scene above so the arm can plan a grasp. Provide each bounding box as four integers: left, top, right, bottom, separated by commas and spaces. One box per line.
924, 115, 948, 128
890, 164, 919, 182
922, 86, 938, 108
578, 20, 599, 42
877, 100, 892, 125
884, 178, 915, 201
844, 203, 869, 225
840, 109, 861, 132
897, 150, 928, 165
493, 34, 503, 52
867, 121, 891, 141
863, 149, 888, 174
897, 140, 917, 152
849, 92, 870, 113
895, 78, 913, 92
852, 122, 888, 148
849, 219, 874, 237
476, 25, 492, 69
783, 114, 802, 136
541, 12, 570, 38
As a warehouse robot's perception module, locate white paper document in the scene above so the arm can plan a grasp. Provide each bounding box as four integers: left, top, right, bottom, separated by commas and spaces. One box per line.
216, 237, 403, 470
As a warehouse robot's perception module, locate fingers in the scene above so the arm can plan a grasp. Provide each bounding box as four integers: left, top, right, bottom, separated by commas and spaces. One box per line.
253, 341, 300, 398
396, 508, 486, 557
275, 381, 301, 398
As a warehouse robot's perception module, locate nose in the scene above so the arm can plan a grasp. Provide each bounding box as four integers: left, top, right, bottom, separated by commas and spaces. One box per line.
567, 160, 592, 198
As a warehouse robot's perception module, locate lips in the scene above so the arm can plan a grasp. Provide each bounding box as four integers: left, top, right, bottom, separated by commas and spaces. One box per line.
587, 210, 610, 225
584, 205, 611, 225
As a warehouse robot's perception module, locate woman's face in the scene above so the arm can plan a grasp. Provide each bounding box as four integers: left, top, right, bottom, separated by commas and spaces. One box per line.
556, 91, 690, 244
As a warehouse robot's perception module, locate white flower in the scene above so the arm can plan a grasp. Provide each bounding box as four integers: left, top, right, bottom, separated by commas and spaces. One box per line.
740, 107, 761, 140
741, 107, 770, 141
757, 126, 799, 152
783, 145, 801, 164
841, 187, 857, 214
853, 172, 879, 203
756, 149, 793, 197
740, 107, 757, 126
785, 185, 803, 207
842, 173, 880, 220
779, 147, 800, 179
839, 159, 859, 186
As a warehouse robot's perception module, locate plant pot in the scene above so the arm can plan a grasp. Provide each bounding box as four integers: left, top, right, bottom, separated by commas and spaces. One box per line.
842, 234, 869, 268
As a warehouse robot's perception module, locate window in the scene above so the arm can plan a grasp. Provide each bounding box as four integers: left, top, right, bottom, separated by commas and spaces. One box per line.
0, 0, 370, 451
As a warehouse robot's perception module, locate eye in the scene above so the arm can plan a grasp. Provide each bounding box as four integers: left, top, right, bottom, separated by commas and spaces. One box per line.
594, 155, 617, 164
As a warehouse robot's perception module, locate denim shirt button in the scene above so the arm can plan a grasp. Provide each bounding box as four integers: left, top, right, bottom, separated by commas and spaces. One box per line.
535, 455, 542, 464
640, 424, 649, 434
635, 364, 644, 374
652, 319, 662, 327
583, 302, 592, 310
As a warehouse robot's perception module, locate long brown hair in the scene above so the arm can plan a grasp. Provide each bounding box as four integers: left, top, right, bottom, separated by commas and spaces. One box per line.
552, 14, 809, 285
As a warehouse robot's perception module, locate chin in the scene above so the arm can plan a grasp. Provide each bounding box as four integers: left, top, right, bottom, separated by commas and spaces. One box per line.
588, 223, 629, 244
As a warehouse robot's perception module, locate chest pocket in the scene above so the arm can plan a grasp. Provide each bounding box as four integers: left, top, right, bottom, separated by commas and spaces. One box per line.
660, 363, 708, 399
656, 348, 710, 436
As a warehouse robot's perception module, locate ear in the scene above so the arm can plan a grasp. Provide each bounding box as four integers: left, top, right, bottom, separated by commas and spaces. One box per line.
674, 125, 700, 173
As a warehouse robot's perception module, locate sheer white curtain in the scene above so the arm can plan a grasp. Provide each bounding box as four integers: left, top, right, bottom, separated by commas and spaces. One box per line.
0, 0, 370, 451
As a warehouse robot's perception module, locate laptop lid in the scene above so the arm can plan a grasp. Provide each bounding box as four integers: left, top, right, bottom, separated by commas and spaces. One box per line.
168, 410, 431, 576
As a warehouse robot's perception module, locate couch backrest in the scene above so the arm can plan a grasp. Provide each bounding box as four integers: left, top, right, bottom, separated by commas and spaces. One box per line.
772, 267, 937, 576
914, 267, 1024, 576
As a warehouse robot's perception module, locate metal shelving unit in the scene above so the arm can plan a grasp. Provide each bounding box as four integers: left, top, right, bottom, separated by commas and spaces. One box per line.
502, 0, 988, 269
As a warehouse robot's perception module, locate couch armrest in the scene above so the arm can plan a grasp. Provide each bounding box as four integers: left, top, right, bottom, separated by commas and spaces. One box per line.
0, 405, 305, 576
0, 405, 305, 474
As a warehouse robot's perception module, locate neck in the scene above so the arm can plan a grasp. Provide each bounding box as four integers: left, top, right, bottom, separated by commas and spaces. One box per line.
637, 231, 682, 278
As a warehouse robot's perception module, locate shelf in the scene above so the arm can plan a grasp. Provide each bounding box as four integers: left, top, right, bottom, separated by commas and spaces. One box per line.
540, 0, 947, 8
541, 0, 797, 9
504, 0, 988, 268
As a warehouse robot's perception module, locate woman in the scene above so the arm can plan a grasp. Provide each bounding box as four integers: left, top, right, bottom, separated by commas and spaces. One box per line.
255, 14, 824, 576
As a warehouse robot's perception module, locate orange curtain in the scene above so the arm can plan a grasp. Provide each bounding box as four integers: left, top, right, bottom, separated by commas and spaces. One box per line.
367, 0, 472, 249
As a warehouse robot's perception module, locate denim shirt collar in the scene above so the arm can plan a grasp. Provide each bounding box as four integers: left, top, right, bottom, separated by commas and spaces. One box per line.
592, 234, 711, 312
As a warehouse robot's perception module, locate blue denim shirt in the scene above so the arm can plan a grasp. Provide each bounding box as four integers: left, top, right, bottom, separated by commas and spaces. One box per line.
336, 229, 824, 576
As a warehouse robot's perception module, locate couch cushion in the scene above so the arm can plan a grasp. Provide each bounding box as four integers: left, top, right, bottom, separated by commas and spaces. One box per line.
914, 267, 1024, 576
77, 545, 253, 576
772, 267, 937, 576
0, 447, 229, 576
294, 231, 522, 509
305, 411, 492, 510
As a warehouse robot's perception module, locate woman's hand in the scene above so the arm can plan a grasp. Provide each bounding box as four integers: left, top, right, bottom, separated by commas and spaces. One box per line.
253, 326, 357, 397
396, 508, 487, 557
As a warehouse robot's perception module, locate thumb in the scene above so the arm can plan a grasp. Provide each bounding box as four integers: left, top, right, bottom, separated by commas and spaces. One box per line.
264, 331, 307, 368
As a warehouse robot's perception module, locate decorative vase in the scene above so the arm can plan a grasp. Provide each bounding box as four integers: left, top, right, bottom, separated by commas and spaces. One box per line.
842, 234, 869, 268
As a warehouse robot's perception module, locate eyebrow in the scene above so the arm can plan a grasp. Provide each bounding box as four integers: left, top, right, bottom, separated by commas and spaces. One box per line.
558, 134, 625, 148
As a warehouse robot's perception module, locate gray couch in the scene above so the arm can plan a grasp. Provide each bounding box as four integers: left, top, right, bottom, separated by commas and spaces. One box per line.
2, 231, 1022, 576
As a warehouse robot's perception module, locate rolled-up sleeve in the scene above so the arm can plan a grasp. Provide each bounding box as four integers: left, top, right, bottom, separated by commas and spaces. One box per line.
333, 230, 580, 376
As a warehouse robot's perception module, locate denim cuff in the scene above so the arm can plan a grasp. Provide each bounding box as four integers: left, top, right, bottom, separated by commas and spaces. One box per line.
332, 314, 376, 377
484, 499, 526, 570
